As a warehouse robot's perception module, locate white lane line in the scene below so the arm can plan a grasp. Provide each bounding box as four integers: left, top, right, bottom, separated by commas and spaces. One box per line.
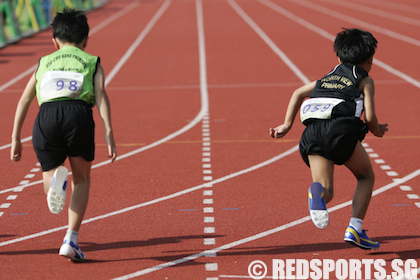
105, 0, 171, 86
0, 136, 32, 151
89, 0, 140, 36
0, 65, 38, 93
318, 0, 420, 27
111, 168, 420, 279
286, 0, 420, 48
0, 145, 299, 248
257, 0, 420, 89
352, 0, 420, 15
227, 0, 310, 85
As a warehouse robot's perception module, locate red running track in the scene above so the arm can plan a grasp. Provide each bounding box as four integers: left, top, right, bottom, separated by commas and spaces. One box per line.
1, 0, 420, 279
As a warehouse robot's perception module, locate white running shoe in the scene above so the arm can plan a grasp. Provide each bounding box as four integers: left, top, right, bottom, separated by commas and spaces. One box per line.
59, 240, 86, 262
47, 166, 68, 214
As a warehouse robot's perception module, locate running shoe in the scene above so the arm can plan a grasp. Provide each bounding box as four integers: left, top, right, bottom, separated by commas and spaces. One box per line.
344, 225, 380, 250
308, 182, 329, 229
59, 240, 86, 262
47, 166, 68, 214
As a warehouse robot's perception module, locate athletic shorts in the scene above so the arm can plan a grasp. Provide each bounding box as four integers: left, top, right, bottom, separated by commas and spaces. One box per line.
299, 117, 367, 167
32, 100, 95, 171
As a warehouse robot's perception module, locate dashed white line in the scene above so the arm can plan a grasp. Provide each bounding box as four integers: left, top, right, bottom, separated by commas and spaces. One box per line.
1, 163, 41, 218
204, 207, 214, 213
386, 171, 399, 177
407, 194, 420, 199
203, 199, 213, 204
204, 227, 216, 234
363, 143, 420, 211
205, 263, 218, 271
380, 165, 392, 170
400, 185, 413, 191
204, 217, 215, 223
204, 238, 216, 245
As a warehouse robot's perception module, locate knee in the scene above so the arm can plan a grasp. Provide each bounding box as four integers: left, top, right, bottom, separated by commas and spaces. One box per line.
358, 168, 375, 184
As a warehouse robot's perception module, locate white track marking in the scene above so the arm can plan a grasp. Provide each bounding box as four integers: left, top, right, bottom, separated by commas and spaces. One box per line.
0, 145, 299, 247
112, 168, 420, 279
0, 136, 32, 151
105, 0, 171, 86
89, 1, 141, 36
0, 65, 37, 93
258, 0, 420, 89
352, 0, 420, 15
318, 0, 420, 27
227, 0, 310, 85
90, 0, 209, 168
286, 0, 420, 48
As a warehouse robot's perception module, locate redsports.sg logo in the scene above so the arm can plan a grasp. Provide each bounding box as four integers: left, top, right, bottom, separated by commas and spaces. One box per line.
248, 259, 418, 280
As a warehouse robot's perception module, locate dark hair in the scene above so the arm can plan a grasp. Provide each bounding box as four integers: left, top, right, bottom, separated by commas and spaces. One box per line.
334, 28, 377, 65
51, 8, 89, 44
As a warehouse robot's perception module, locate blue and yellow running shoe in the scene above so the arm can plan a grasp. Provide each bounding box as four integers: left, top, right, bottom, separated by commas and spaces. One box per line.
344, 226, 380, 250
308, 182, 329, 229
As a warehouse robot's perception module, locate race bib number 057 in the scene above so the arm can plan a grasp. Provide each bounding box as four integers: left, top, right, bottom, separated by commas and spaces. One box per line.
300, 98, 344, 123
39, 71, 84, 103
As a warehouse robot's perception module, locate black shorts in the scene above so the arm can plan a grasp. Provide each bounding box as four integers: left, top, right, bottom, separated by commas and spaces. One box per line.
32, 100, 95, 171
299, 117, 367, 166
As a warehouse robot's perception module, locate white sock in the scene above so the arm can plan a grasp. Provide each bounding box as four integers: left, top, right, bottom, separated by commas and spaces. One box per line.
349, 217, 363, 233
64, 230, 78, 244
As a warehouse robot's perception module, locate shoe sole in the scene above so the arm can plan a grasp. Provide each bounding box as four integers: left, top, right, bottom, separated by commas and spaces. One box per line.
47, 166, 68, 214
344, 239, 379, 250
308, 183, 329, 229
309, 210, 329, 229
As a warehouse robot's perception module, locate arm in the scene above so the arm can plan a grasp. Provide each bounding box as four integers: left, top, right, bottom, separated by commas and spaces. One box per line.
94, 64, 117, 162
269, 81, 316, 138
360, 76, 388, 137
10, 73, 37, 161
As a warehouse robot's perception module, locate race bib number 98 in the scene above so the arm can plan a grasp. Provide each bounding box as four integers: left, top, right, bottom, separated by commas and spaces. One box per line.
300, 98, 344, 123
39, 71, 84, 103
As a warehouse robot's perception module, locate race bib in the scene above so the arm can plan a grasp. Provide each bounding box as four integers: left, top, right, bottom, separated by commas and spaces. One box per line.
39, 71, 84, 103
300, 98, 344, 123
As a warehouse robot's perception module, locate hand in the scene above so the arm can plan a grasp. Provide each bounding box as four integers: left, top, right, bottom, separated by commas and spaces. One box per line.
10, 140, 22, 161
105, 132, 117, 162
269, 124, 290, 139
377, 123, 388, 137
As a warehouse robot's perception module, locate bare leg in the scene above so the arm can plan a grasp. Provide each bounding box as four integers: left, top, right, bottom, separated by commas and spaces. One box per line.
308, 154, 335, 203
343, 141, 379, 249
307, 154, 334, 229
344, 141, 375, 219
68, 156, 91, 232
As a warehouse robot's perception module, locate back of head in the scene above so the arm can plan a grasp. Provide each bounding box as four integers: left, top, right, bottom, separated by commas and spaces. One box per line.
334, 28, 377, 65
52, 8, 89, 44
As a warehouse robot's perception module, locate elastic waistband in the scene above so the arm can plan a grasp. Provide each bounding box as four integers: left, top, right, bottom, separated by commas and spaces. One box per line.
40, 99, 91, 109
